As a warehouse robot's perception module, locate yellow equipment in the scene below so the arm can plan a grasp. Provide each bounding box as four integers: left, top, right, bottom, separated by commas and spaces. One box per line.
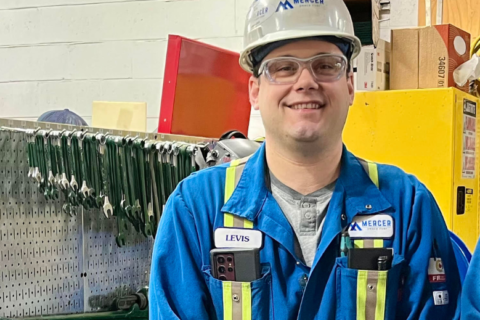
344, 88, 479, 250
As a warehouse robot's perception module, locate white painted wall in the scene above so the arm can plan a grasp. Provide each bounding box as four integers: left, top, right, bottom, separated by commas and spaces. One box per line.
0, 0, 418, 138
378, 0, 419, 42
0, 0, 265, 136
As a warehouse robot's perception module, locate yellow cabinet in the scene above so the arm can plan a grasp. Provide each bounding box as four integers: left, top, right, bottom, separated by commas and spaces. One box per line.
344, 88, 479, 250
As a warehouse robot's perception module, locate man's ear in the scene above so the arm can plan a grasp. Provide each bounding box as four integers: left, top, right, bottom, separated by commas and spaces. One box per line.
249, 76, 260, 111
347, 71, 354, 105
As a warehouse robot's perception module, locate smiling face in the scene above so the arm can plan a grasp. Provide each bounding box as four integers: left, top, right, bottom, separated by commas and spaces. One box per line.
249, 40, 355, 149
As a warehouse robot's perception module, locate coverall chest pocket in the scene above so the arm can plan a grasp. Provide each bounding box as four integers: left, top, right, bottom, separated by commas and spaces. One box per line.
203, 265, 272, 320
335, 255, 405, 320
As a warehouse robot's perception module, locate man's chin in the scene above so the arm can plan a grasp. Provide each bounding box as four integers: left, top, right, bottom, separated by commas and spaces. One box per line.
289, 131, 321, 144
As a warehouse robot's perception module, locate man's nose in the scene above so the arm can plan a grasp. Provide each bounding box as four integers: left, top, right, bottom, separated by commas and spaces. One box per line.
293, 67, 319, 92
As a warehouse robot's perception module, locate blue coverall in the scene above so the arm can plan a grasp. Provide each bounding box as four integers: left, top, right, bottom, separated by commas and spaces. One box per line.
461, 237, 480, 319
150, 143, 461, 319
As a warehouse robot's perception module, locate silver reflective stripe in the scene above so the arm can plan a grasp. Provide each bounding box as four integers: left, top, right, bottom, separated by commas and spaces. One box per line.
232, 215, 247, 228
231, 282, 244, 319
358, 158, 370, 177
363, 239, 374, 248
365, 271, 379, 320
234, 164, 244, 189
357, 270, 388, 320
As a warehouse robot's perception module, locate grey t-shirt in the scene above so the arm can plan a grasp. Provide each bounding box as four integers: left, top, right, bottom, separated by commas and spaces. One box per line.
270, 173, 335, 267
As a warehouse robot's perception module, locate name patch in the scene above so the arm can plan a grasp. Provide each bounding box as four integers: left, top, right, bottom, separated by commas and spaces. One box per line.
348, 214, 394, 239
214, 228, 263, 249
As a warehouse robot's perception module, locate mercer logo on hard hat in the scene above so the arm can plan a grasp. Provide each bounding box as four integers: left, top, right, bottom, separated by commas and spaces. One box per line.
276, 0, 324, 12
276, 0, 293, 12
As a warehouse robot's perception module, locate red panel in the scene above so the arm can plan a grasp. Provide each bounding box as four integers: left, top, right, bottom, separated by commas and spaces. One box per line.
158, 35, 251, 138
158, 35, 182, 133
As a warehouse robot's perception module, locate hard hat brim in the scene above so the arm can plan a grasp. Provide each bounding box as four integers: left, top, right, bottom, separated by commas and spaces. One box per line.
239, 30, 362, 74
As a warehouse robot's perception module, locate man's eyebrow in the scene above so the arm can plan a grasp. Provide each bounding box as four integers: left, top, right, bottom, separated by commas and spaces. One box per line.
275, 52, 334, 58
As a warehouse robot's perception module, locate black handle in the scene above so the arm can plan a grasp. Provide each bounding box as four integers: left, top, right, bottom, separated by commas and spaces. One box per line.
219, 130, 247, 140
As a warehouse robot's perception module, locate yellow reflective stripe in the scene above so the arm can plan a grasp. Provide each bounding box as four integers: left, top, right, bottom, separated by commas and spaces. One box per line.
223, 282, 232, 320
224, 163, 239, 228
222, 159, 253, 320
367, 161, 379, 188
243, 220, 253, 229
224, 160, 254, 229
375, 272, 388, 320
354, 240, 364, 248
355, 239, 383, 248
225, 166, 236, 203
230, 159, 241, 167
373, 239, 384, 248
224, 213, 234, 228
357, 270, 368, 320
242, 283, 251, 320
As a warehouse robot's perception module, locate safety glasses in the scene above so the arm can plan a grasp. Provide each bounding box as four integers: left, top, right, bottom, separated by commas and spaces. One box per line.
258, 54, 348, 84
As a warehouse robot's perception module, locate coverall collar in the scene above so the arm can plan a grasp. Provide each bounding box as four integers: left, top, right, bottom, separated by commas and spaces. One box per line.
221, 142, 392, 222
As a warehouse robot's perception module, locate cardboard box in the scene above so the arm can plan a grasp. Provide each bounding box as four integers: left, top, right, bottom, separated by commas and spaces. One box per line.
419, 25, 470, 92
356, 40, 391, 91
391, 24, 471, 92
92, 101, 147, 131
356, 46, 375, 91
391, 28, 419, 90
376, 40, 391, 90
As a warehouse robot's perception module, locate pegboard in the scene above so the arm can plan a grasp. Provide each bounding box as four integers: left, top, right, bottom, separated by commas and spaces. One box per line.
0, 126, 157, 318
0, 130, 84, 318
83, 209, 153, 312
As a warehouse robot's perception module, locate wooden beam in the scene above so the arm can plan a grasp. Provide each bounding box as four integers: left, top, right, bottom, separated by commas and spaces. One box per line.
419, 0, 480, 39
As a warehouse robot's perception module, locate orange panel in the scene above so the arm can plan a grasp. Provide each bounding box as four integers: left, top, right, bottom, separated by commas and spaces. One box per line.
159, 35, 251, 138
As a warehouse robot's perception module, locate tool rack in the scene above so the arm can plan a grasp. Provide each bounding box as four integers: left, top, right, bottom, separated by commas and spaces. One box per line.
0, 118, 214, 319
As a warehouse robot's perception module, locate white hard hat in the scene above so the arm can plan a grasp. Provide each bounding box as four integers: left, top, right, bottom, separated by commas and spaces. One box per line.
239, 0, 362, 73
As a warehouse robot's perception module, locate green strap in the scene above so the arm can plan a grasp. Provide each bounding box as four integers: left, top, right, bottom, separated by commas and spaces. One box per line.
162, 143, 173, 199
155, 146, 166, 210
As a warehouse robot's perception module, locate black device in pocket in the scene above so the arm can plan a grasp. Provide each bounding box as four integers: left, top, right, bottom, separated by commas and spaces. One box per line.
348, 247, 394, 270
210, 248, 261, 282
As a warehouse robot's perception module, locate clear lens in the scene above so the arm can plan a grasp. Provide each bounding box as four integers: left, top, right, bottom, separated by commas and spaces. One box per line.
267, 60, 300, 83
262, 54, 346, 84
310, 56, 345, 78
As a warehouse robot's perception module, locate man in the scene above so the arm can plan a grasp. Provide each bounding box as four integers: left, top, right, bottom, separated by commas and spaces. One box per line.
150, 0, 461, 319
461, 238, 480, 319
37, 109, 88, 126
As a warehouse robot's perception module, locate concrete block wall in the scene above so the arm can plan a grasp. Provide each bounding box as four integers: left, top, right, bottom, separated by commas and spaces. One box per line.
378, 0, 419, 42
0, 0, 266, 137
0, 0, 420, 138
